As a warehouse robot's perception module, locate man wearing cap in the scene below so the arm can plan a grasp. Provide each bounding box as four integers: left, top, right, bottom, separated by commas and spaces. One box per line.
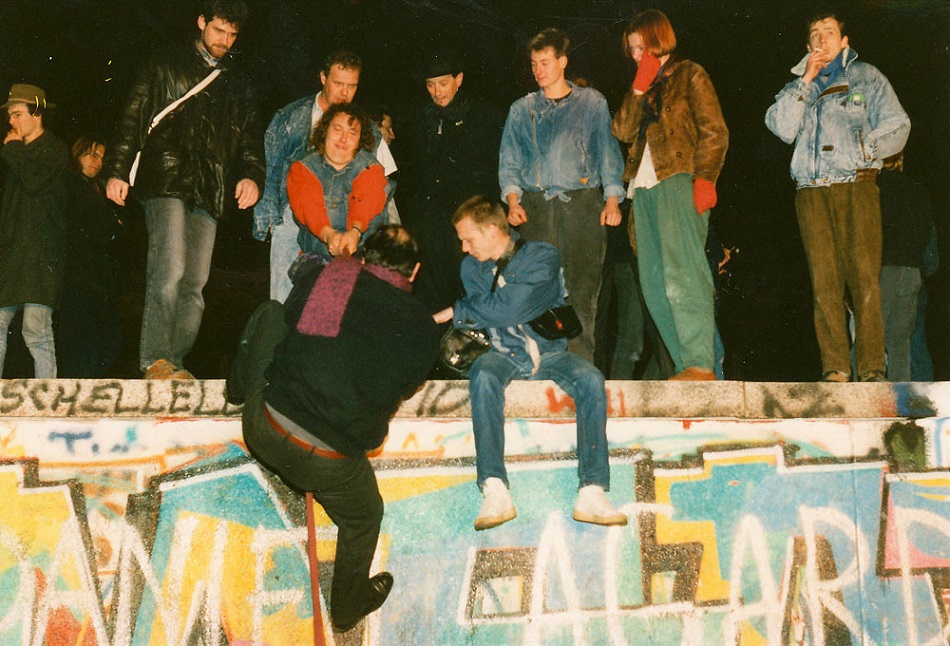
499, 28, 625, 363
0, 84, 69, 378
105, 0, 265, 379
401, 49, 503, 314
254, 49, 398, 303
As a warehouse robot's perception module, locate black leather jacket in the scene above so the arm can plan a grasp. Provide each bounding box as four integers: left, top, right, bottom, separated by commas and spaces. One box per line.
106, 41, 265, 220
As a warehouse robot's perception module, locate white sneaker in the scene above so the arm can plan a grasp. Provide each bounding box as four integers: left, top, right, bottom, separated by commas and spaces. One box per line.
474, 478, 516, 531
573, 485, 627, 526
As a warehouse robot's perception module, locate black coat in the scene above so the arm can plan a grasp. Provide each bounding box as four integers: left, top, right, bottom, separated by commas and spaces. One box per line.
400, 92, 503, 311
0, 131, 68, 308
106, 41, 265, 220
264, 260, 439, 456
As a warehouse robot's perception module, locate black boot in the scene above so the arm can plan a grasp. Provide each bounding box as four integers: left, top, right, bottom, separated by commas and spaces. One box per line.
331, 572, 394, 633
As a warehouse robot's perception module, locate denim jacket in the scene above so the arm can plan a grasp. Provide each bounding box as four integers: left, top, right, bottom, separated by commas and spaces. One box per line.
498, 82, 625, 203
454, 235, 568, 368
253, 95, 313, 240
292, 149, 387, 261
254, 93, 393, 240
765, 48, 910, 188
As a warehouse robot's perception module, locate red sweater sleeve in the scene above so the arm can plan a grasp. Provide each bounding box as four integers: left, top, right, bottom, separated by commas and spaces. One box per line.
348, 164, 387, 230
287, 161, 329, 236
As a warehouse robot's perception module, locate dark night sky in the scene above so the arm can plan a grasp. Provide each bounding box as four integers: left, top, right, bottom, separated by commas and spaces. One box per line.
0, 0, 948, 380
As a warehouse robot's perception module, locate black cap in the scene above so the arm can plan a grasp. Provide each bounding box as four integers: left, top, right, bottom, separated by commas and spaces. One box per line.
420, 49, 462, 80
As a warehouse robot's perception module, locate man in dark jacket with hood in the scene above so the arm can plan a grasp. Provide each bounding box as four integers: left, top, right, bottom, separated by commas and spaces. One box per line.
105, 0, 265, 379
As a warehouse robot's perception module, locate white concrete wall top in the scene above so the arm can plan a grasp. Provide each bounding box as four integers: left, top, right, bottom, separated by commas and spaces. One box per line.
0, 379, 947, 420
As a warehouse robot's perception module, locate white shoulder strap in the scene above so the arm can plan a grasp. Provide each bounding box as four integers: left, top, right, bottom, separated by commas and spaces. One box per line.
128, 67, 222, 186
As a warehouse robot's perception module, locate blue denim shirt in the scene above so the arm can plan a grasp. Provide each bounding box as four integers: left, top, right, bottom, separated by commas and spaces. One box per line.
294, 149, 386, 261
498, 82, 625, 203
765, 48, 910, 188
454, 236, 568, 368
254, 95, 313, 241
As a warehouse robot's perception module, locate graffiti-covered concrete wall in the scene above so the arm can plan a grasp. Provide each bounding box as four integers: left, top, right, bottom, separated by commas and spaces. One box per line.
0, 379, 948, 645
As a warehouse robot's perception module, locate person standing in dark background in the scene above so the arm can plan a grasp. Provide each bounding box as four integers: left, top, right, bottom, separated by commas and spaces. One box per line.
57, 136, 123, 377
500, 28, 625, 364
612, 10, 729, 382
0, 84, 68, 379
400, 49, 502, 316
878, 151, 934, 382
104, 0, 265, 380
766, 13, 910, 383
254, 50, 398, 303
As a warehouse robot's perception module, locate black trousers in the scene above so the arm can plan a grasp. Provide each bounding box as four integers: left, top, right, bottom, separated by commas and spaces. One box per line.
239, 301, 384, 628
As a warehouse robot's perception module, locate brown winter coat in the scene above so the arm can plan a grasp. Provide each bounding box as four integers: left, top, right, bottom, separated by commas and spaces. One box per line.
612, 57, 728, 185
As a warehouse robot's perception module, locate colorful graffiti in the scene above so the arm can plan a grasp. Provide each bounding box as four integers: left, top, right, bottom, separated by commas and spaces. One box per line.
0, 381, 947, 645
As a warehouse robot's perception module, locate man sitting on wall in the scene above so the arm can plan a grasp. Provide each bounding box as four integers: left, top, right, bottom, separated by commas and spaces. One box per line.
434, 196, 627, 531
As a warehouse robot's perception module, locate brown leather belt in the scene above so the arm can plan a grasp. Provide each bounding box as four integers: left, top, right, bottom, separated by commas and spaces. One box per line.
264, 405, 346, 460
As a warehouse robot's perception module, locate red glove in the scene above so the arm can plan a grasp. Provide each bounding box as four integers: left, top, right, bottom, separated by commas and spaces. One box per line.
693, 177, 718, 214
633, 50, 662, 93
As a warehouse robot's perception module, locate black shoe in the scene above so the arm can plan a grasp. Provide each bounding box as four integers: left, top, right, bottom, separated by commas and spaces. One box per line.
332, 572, 394, 633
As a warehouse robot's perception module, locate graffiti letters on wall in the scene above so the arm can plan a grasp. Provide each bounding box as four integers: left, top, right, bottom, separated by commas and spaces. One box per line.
0, 407, 948, 644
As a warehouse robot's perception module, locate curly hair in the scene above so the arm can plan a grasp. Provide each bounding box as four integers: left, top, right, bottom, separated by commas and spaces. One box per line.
309, 103, 376, 156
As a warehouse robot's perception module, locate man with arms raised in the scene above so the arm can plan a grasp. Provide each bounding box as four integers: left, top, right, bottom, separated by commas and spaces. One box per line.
230, 225, 438, 632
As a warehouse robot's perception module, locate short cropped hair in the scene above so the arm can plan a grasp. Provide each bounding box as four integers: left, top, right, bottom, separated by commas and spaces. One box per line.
200, 0, 249, 29
323, 49, 362, 75
452, 195, 509, 233
529, 28, 570, 58
807, 13, 847, 41
362, 225, 420, 277
309, 103, 376, 154
623, 10, 677, 59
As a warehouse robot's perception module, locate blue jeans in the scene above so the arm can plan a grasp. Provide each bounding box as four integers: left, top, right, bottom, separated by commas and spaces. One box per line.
140, 198, 217, 371
881, 265, 921, 381
269, 211, 299, 303
0, 304, 56, 378
469, 350, 610, 490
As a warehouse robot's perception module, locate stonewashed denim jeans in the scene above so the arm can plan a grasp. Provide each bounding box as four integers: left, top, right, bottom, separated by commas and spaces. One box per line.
0, 304, 56, 378
469, 350, 610, 491
140, 198, 217, 372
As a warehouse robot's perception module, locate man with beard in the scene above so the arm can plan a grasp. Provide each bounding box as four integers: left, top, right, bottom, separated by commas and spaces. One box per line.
106, 0, 265, 379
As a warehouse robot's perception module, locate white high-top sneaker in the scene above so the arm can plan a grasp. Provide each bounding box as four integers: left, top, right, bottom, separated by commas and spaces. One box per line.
474, 478, 516, 531
573, 485, 627, 526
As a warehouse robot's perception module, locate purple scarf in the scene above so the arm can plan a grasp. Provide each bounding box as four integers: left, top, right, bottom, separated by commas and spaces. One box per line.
297, 257, 412, 337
